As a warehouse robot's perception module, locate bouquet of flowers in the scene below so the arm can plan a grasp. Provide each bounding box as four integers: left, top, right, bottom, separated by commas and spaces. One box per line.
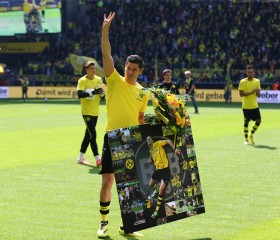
146, 87, 190, 135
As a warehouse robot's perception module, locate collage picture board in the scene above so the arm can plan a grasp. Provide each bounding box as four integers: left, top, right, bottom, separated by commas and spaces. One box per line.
107, 121, 205, 233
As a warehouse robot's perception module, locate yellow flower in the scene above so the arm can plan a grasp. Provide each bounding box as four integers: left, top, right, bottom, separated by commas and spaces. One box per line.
166, 95, 173, 101
174, 112, 181, 125
180, 117, 186, 128
178, 99, 185, 108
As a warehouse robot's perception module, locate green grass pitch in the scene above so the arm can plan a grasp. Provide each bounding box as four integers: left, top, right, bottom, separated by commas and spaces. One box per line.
0, 99, 279, 240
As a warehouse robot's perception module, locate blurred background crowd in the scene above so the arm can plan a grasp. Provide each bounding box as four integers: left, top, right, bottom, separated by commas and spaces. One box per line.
0, 0, 279, 89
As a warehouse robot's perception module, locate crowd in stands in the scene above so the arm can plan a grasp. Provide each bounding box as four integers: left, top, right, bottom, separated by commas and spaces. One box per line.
1, 0, 280, 88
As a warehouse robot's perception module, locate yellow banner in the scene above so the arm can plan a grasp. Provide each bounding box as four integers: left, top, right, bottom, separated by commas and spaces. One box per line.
178, 89, 242, 103
69, 54, 104, 77
8, 87, 78, 99
8, 87, 242, 102
194, 89, 242, 102
0, 7, 8, 12
0, 42, 49, 53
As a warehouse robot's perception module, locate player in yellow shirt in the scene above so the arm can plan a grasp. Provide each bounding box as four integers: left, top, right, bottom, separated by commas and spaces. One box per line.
146, 136, 180, 219
76, 61, 104, 166
23, 0, 31, 14
97, 12, 149, 238
238, 65, 261, 144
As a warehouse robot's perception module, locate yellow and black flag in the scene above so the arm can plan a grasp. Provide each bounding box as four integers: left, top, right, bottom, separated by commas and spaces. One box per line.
69, 54, 104, 77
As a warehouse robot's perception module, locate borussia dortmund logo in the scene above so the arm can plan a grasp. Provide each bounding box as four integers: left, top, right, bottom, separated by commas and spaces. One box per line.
138, 92, 145, 99
125, 159, 134, 169
137, 90, 147, 101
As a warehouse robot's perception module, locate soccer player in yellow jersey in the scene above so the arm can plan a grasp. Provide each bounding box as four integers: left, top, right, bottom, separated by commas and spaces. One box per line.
238, 65, 261, 145
23, 0, 31, 14
97, 12, 149, 238
76, 61, 104, 166
146, 136, 180, 219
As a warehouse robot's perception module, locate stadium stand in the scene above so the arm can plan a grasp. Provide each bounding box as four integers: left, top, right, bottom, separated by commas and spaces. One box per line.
0, 0, 279, 89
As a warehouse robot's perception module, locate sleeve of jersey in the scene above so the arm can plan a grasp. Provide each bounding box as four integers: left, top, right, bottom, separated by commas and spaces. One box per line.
159, 140, 168, 147
140, 90, 150, 113
238, 81, 243, 91
77, 79, 84, 91
105, 69, 121, 85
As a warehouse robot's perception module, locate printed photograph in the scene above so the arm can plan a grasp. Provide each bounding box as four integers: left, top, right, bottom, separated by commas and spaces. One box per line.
108, 123, 205, 233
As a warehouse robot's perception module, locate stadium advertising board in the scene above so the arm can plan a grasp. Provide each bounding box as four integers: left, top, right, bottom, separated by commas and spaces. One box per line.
194, 89, 242, 102
194, 89, 225, 102
107, 123, 205, 233
0, 42, 49, 53
258, 90, 280, 104
3, 87, 280, 103
0, 86, 8, 98
7, 87, 78, 99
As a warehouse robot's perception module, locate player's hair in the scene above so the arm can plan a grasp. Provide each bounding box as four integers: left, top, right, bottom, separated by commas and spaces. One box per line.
246, 64, 254, 70
125, 55, 144, 70
147, 135, 153, 141
84, 61, 95, 69
163, 69, 172, 76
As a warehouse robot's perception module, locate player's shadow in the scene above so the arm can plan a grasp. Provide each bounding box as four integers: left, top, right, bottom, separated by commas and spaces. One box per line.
119, 235, 212, 240
190, 238, 212, 240
119, 236, 145, 240
98, 236, 113, 240
88, 165, 99, 174
252, 145, 278, 150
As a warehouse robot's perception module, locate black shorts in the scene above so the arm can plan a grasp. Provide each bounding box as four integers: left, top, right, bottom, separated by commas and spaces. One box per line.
99, 133, 114, 174
243, 108, 261, 121
152, 167, 171, 183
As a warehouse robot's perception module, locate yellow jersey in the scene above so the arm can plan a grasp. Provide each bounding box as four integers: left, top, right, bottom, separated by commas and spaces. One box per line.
40, 1, 46, 11
105, 69, 149, 131
238, 77, 261, 109
23, 1, 31, 14
150, 140, 169, 170
77, 75, 103, 116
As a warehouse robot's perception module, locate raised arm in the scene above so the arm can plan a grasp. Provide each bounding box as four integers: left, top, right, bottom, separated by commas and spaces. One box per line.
101, 12, 115, 77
